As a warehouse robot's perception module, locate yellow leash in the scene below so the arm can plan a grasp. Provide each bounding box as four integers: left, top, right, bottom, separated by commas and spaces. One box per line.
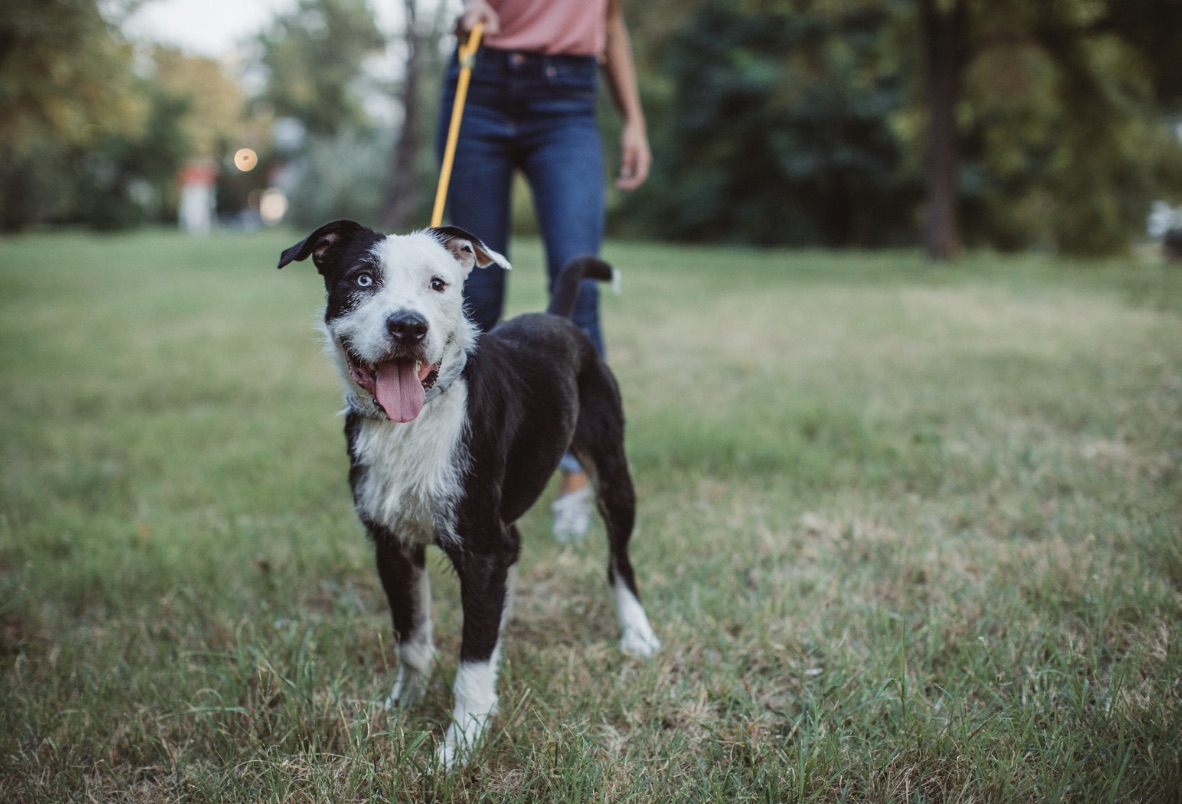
431, 23, 484, 228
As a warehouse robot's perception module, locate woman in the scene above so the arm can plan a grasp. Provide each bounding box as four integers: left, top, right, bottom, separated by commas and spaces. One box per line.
438, 0, 650, 542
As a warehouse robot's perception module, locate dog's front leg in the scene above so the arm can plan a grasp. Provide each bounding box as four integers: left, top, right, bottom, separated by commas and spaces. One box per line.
436, 545, 518, 769
373, 535, 434, 708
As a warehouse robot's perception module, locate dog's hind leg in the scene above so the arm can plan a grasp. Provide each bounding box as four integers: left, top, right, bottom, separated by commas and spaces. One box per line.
574, 379, 661, 658
436, 540, 519, 768
599, 472, 660, 658
373, 535, 435, 708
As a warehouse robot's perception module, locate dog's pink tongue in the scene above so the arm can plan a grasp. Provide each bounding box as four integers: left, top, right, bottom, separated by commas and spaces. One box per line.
374, 360, 425, 422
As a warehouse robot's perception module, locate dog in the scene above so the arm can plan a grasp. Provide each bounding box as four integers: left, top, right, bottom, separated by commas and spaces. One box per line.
277, 220, 660, 767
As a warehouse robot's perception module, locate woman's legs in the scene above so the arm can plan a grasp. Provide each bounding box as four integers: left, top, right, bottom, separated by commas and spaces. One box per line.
517, 88, 606, 537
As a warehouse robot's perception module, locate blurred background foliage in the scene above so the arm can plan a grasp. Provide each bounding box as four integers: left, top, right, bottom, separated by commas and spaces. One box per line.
1, 0, 1180, 257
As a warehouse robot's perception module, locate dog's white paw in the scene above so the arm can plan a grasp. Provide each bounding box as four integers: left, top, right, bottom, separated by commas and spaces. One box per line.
432, 659, 500, 770
383, 663, 429, 710
613, 582, 659, 658
434, 740, 464, 771
620, 624, 661, 658
434, 729, 476, 771
434, 705, 496, 771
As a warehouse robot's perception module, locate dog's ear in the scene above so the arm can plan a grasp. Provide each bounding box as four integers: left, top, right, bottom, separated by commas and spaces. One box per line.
427, 226, 511, 273
278, 220, 370, 274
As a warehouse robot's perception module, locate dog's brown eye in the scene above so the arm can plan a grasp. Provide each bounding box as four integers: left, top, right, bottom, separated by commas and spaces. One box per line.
356, 273, 374, 288
430, 277, 448, 292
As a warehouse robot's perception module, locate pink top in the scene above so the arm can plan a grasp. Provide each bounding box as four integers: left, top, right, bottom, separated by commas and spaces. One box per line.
483, 0, 608, 57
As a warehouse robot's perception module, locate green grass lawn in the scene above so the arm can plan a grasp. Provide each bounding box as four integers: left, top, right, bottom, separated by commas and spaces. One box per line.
1, 229, 1180, 801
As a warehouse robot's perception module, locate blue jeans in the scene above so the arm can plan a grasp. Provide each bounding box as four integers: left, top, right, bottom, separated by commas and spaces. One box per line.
438, 47, 607, 356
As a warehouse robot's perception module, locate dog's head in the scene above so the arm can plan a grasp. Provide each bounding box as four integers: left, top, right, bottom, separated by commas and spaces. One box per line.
278, 219, 509, 422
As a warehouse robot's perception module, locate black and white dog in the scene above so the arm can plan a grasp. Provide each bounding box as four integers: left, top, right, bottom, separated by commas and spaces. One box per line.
277, 220, 660, 767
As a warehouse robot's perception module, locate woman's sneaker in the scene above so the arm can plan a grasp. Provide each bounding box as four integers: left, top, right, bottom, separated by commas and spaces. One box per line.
550, 486, 592, 543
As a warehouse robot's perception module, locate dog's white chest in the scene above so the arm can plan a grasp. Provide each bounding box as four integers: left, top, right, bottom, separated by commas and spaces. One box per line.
351, 381, 469, 545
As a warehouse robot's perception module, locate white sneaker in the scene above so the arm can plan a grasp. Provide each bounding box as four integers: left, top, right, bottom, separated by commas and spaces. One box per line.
550, 486, 592, 543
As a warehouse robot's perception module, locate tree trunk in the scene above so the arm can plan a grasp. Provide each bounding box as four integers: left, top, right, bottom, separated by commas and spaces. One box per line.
920, 0, 966, 261
381, 0, 423, 231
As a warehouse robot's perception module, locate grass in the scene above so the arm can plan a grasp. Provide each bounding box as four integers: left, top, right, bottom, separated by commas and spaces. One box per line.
1, 228, 1180, 801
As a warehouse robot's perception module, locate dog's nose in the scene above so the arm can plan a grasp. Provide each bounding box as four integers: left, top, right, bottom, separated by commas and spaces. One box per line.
386, 311, 429, 344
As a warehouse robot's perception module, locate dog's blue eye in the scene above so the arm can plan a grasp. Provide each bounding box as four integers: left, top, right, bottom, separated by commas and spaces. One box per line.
356, 273, 374, 288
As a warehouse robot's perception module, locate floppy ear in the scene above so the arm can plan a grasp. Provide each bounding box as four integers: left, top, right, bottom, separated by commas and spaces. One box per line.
277, 219, 370, 273
427, 226, 511, 273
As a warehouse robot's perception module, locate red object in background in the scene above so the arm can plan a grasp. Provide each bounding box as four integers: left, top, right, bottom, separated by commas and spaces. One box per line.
179, 162, 217, 186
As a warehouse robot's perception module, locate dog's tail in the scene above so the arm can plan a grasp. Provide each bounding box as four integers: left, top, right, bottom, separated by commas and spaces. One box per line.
547, 255, 621, 319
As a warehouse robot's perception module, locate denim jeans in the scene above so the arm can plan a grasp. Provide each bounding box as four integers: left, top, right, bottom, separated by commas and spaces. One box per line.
438, 46, 607, 356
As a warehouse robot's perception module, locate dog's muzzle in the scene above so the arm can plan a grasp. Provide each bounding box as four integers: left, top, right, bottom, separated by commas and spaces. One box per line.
344, 336, 441, 423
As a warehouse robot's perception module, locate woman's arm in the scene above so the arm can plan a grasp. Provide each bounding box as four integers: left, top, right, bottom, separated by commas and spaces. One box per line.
602, 0, 651, 190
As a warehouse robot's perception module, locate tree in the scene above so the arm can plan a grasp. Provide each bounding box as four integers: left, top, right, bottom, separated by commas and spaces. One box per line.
632, 0, 916, 247
148, 47, 260, 160
635, 0, 1182, 255
255, 0, 389, 227
0, 0, 197, 230
256, 0, 386, 138
378, 0, 465, 230
0, 0, 139, 228
254, 0, 462, 229
69, 83, 192, 230
380, 0, 422, 231
918, 0, 966, 260
947, 0, 1182, 256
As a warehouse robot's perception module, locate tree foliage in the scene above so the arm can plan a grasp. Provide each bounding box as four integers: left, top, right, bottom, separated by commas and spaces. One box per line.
252, 0, 453, 230
0, 0, 202, 229
624, 0, 1182, 255
3, 0, 1179, 253
380, 0, 453, 231
148, 48, 259, 161
953, 0, 1182, 255
627, 0, 916, 247
255, 0, 386, 138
